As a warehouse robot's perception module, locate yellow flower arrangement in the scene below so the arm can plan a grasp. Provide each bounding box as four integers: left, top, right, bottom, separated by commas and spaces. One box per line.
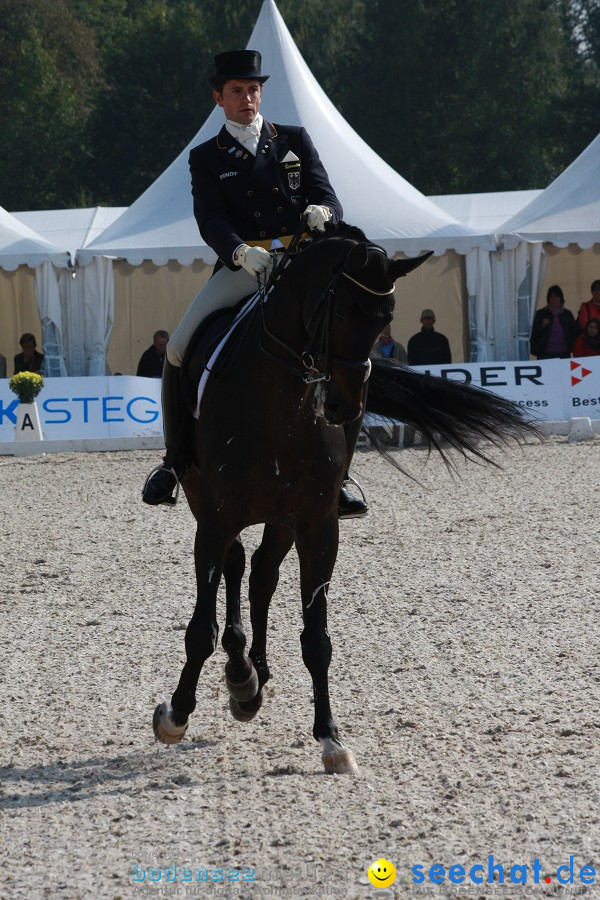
9, 371, 45, 404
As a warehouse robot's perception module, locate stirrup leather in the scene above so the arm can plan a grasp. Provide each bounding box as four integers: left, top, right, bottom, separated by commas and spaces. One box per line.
142, 465, 180, 506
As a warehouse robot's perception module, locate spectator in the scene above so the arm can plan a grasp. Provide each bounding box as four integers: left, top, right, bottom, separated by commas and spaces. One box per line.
0, 353, 6, 378
14, 333, 44, 374
137, 330, 169, 378
407, 309, 451, 366
530, 285, 578, 360
572, 318, 600, 358
577, 279, 600, 330
370, 324, 407, 363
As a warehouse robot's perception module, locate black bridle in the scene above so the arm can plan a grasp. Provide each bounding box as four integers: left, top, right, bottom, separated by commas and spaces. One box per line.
258, 239, 394, 385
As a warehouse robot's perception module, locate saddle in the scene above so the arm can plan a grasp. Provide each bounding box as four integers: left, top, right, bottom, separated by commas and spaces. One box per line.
180, 297, 253, 412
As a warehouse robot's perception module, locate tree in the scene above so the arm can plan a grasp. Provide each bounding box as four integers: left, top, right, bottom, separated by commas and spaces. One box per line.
342, 0, 572, 193
558, 0, 600, 162
81, 0, 365, 205
0, 0, 99, 209
0, 0, 597, 208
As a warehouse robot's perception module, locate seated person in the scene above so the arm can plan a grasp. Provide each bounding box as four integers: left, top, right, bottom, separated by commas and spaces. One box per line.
370, 324, 407, 363
14, 333, 44, 374
137, 330, 169, 377
576, 279, 600, 330
572, 317, 600, 357
141, 50, 366, 520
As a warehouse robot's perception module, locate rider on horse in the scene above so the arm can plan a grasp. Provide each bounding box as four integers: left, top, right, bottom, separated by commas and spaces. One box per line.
142, 49, 368, 518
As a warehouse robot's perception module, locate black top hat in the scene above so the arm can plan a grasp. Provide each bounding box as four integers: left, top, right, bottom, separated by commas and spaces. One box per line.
208, 50, 270, 88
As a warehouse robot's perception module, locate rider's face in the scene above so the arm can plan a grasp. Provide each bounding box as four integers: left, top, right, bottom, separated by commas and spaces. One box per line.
214, 80, 262, 125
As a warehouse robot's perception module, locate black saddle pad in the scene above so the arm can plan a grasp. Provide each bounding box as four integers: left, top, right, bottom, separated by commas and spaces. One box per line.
180, 298, 251, 411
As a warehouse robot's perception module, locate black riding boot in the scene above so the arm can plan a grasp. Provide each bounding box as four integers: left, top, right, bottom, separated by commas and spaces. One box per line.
142, 361, 187, 506
338, 405, 369, 520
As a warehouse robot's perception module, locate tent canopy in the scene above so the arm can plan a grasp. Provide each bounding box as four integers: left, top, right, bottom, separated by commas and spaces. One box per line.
500, 131, 600, 249
430, 190, 542, 232
79, 0, 492, 266
13, 207, 127, 261
0, 205, 69, 271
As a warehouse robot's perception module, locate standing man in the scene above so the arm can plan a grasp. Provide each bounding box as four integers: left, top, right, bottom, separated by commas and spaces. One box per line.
407, 309, 451, 366
137, 330, 169, 378
142, 50, 367, 518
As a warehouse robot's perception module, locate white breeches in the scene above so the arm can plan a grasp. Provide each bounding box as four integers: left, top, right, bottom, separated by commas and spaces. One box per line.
167, 264, 260, 367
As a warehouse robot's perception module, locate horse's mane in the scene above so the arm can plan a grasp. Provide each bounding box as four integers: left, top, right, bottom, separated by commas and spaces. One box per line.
279, 221, 370, 283
312, 220, 369, 244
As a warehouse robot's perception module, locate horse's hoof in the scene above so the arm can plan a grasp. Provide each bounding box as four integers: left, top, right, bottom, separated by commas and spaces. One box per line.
228, 690, 263, 722
320, 738, 359, 774
225, 660, 259, 702
153, 702, 188, 744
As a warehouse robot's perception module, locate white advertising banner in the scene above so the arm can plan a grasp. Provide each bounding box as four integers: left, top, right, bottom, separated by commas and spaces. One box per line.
412, 357, 600, 422
0, 376, 162, 442
1, 361, 599, 443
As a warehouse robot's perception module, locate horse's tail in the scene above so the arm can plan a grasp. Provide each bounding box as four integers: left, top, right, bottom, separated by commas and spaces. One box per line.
365, 358, 540, 468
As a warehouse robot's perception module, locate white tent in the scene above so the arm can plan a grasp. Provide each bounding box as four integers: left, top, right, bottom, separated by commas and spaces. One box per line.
12, 207, 126, 376
424, 190, 546, 361
13, 207, 127, 262
0, 206, 70, 376
0, 206, 69, 271
501, 132, 600, 249
430, 190, 542, 233
481, 132, 600, 359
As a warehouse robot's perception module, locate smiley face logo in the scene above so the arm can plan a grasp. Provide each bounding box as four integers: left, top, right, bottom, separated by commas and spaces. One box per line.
368, 858, 396, 888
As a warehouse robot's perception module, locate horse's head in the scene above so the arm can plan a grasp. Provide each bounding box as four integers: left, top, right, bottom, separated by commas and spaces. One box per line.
262, 223, 432, 426
300, 226, 433, 425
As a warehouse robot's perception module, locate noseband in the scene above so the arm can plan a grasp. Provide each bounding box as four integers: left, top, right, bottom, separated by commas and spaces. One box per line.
259, 243, 394, 384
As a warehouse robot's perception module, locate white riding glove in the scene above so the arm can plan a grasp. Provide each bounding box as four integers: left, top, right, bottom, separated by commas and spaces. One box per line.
303, 204, 332, 232
233, 244, 274, 277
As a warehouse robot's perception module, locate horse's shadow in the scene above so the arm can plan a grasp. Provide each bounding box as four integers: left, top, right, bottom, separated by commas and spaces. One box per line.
0, 740, 218, 812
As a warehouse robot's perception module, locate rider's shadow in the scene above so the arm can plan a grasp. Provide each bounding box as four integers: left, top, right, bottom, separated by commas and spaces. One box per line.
0, 740, 219, 811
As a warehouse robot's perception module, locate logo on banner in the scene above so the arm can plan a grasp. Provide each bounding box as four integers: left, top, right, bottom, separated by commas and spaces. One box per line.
570, 360, 592, 386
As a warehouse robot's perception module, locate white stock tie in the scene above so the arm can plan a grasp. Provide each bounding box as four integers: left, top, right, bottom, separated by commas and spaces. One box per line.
225, 115, 263, 156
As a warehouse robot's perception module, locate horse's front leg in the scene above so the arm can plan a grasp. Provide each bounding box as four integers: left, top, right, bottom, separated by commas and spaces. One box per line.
153, 520, 228, 744
296, 516, 358, 775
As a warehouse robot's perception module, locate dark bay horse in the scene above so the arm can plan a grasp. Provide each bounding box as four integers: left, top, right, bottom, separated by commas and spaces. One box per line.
153, 223, 533, 774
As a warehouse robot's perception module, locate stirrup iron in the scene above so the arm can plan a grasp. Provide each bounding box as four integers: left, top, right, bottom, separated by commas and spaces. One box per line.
142, 465, 180, 506
343, 475, 367, 504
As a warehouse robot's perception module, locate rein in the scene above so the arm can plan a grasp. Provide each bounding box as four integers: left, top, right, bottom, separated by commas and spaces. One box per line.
258, 241, 390, 384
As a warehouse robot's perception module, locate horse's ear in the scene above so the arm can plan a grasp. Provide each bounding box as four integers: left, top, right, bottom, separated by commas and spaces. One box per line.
390, 251, 434, 281
344, 243, 369, 273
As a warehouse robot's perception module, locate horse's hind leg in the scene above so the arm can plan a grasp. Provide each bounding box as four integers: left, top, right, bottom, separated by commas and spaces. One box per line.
228, 525, 294, 722
153, 521, 227, 744
249, 526, 295, 679
221, 536, 260, 708
296, 519, 358, 775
